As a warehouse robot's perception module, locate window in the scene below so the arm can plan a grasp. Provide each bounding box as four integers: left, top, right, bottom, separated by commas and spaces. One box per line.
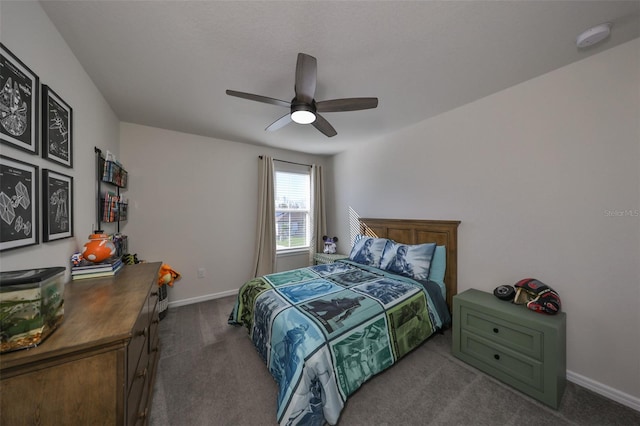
275, 163, 311, 252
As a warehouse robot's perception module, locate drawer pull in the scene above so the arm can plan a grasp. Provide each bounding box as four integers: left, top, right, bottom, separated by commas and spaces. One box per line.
493, 327, 499, 333
136, 367, 148, 379
152, 319, 160, 325
152, 346, 159, 353
151, 291, 159, 297
138, 408, 148, 419
494, 354, 500, 360
137, 327, 147, 337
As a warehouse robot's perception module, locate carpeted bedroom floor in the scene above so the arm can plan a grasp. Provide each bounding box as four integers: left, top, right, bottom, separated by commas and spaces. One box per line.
149, 296, 640, 426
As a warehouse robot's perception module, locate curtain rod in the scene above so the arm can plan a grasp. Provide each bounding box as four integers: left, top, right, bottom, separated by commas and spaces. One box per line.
258, 155, 311, 168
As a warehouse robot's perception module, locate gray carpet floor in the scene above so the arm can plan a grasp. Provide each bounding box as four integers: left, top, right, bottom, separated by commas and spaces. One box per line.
149, 296, 640, 426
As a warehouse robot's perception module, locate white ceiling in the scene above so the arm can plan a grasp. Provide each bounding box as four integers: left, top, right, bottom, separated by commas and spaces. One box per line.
39, 1, 640, 155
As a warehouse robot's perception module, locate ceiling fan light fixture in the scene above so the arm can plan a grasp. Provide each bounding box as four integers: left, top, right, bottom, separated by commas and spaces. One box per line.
291, 106, 316, 124
226, 53, 378, 136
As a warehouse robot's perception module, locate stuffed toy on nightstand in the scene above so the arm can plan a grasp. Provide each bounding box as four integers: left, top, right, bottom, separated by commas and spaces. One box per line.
322, 236, 339, 254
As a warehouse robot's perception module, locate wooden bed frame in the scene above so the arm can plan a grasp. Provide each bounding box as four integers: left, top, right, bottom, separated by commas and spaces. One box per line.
359, 218, 461, 311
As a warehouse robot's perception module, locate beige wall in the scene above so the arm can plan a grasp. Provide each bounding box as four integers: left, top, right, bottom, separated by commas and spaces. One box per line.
119, 123, 329, 305
332, 38, 640, 407
0, 1, 120, 277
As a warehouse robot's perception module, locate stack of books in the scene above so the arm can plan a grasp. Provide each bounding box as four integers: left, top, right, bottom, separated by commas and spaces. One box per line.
71, 257, 124, 280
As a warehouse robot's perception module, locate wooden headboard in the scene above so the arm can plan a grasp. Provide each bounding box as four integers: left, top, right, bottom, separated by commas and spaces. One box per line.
359, 218, 461, 311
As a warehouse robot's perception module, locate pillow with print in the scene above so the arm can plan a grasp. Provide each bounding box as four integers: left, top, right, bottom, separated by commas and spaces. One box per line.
349, 236, 389, 268
380, 241, 437, 280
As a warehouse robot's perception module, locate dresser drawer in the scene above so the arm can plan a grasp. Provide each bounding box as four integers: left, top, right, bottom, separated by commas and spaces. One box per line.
459, 305, 542, 361
149, 298, 160, 352
126, 360, 149, 426
127, 312, 148, 390
460, 330, 543, 391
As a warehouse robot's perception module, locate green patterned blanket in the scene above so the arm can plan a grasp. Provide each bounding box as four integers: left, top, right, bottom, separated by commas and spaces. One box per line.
229, 260, 449, 425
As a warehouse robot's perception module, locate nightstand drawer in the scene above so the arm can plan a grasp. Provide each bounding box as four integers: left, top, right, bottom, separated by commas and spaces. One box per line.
460, 305, 542, 361
460, 330, 543, 391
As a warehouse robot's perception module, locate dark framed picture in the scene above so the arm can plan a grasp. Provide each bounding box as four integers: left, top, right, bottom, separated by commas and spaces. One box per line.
0, 43, 39, 154
42, 169, 73, 242
0, 155, 38, 251
42, 85, 73, 167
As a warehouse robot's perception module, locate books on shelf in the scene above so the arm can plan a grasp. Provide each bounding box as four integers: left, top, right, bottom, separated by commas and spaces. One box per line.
101, 191, 128, 223
72, 257, 124, 280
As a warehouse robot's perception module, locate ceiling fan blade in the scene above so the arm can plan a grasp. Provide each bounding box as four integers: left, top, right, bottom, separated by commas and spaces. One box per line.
266, 113, 293, 132
294, 53, 317, 103
226, 90, 290, 108
316, 97, 379, 113
312, 113, 337, 137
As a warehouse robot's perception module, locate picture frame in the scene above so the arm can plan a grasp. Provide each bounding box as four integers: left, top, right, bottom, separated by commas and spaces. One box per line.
0, 155, 39, 251
0, 43, 40, 154
42, 85, 73, 168
42, 169, 73, 242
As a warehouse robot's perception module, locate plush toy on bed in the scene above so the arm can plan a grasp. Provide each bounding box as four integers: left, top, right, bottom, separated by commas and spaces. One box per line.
322, 236, 339, 254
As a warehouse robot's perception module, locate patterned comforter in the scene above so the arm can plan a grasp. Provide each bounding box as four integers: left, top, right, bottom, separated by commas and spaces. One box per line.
228, 260, 450, 425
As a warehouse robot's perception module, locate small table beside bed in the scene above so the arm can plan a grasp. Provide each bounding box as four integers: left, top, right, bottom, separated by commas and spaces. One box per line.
229, 218, 460, 425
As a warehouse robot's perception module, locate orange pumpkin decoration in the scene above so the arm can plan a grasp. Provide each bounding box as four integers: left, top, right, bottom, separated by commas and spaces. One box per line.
82, 233, 116, 263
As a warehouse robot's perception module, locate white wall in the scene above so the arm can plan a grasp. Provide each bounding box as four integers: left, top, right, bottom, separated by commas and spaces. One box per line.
0, 1, 120, 276
332, 38, 640, 407
4, 0, 637, 411
119, 123, 329, 305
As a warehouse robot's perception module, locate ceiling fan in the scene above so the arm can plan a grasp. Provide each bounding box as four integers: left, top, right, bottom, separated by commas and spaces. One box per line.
226, 53, 378, 137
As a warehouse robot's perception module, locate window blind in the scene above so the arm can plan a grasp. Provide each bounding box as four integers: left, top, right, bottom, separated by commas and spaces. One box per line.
275, 165, 310, 251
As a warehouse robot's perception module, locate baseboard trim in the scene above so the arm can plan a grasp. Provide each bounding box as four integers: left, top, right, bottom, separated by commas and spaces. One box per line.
567, 370, 640, 412
168, 289, 238, 308
168, 292, 640, 413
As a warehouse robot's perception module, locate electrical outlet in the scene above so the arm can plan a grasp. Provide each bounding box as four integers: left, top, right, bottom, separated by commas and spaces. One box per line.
197, 268, 206, 278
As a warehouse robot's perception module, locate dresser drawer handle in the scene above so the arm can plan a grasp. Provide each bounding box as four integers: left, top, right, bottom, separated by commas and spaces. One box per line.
137, 327, 147, 337
152, 319, 160, 325
494, 354, 500, 360
493, 327, 499, 333
138, 408, 148, 419
136, 367, 148, 379
151, 291, 159, 297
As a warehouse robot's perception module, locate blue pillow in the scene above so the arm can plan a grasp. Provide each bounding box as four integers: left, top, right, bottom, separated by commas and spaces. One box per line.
349, 237, 389, 268
428, 246, 446, 287
380, 242, 437, 280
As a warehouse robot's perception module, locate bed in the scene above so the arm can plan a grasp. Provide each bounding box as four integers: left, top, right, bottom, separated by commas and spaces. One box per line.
228, 218, 460, 425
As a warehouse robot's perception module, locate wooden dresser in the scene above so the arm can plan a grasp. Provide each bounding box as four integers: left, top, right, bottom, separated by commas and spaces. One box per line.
452, 289, 566, 408
0, 262, 162, 425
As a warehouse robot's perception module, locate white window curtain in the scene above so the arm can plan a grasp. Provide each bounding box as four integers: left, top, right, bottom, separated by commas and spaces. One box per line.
308, 164, 327, 265
253, 156, 276, 277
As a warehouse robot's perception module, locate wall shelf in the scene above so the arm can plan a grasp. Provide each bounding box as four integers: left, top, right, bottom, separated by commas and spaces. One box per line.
94, 147, 129, 255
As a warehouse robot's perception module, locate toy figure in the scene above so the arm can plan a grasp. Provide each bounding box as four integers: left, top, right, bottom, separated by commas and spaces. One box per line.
158, 264, 181, 287
322, 236, 339, 254
71, 252, 83, 266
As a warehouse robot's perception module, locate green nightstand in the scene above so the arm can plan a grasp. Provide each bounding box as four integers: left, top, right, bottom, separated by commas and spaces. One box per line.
452, 289, 566, 409
313, 253, 348, 265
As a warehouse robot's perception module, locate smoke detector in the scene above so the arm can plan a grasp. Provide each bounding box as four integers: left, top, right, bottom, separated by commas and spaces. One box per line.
576, 23, 612, 48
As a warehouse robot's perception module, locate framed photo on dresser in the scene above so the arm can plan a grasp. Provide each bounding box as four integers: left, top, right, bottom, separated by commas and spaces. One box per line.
0, 43, 40, 154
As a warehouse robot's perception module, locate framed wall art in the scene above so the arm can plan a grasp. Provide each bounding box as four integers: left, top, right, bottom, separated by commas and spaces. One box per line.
0, 155, 38, 251
42, 169, 74, 242
42, 85, 73, 167
0, 43, 39, 154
